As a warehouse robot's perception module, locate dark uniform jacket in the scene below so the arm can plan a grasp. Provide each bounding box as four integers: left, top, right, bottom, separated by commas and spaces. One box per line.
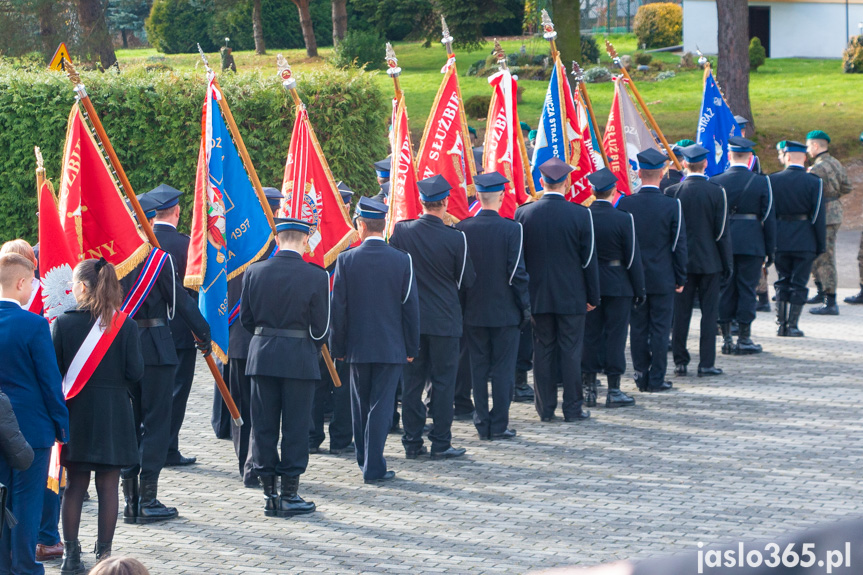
153, 222, 195, 350
329, 238, 420, 364
710, 165, 776, 258
660, 169, 683, 194
768, 165, 827, 255
227, 241, 276, 361
0, 388, 34, 471
514, 193, 600, 315
618, 186, 687, 294
455, 210, 530, 327
588, 200, 646, 298
390, 214, 476, 337
120, 252, 210, 367
240, 250, 330, 379
52, 309, 143, 467
667, 174, 732, 275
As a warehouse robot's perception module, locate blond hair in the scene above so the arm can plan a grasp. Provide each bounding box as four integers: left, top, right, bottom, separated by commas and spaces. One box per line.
0, 253, 35, 290
0, 239, 37, 267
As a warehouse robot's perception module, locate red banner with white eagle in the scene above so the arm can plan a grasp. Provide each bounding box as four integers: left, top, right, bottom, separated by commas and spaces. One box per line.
484, 69, 534, 219
385, 93, 423, 239
280, 107, 357, 268
57, 104, 149, 278
38, 180, 78, 322
567, 82, 600, 205
415, 56, 475, 221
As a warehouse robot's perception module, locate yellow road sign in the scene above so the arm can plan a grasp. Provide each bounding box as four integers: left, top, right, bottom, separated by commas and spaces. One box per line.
48, 43, 71, 71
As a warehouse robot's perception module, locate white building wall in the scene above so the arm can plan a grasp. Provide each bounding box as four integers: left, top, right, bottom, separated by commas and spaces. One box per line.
683, 0, 720, 55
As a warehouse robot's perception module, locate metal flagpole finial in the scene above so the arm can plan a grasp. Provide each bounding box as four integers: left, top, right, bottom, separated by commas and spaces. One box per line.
493, 39, 508, 70
277, 54, 297, 91
572, 61, 585, 83
695, 45, 708, 67
605, 40, 621, 67
197, 43, 212, 73
35, 146, 44, 171
64, 60, 87, 98
385, 43, 401, 77
440, 16, 453, 46
541, 9, 557, 41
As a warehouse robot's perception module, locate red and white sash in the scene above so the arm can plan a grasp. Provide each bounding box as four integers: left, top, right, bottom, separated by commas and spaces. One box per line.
26, 277, 43, 314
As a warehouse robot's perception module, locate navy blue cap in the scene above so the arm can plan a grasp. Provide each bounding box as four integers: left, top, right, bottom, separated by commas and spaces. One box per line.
336, 181, 353, 205
587, 168, 618, 193
274, 217, 312, 234
728, 136, 755, 153
356, 197, 388, 219
636, 149, 669, 170
263, 187, 283, 210
538, 157, 574, 184
417, 175, 452, 202
680, 144, 710, 163
378, 182, 390, 198
473, 146, 484, 173
733, 115, 749, 126
147, 183, 183, 210
784, 140, 807, 153
670, 145, 684, 160
474, 171, 509, 193
374, 159, 391, 178
128, 193, 160, 221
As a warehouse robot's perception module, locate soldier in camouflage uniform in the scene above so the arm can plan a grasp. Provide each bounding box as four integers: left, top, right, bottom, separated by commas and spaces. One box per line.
806, 131, 853, 315
755, 141, 790, 312
847, 237, 863, 304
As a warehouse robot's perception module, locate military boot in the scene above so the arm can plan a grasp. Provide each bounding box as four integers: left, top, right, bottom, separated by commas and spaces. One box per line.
137, 479, 178, 523
719, 322, 734, 355
806, 281, 824, 304
810, 293, 839, 315
121, 476, 138, 524
278, 475, 316, 517
260, 475, 279, 517
59, 540, 86, 575
786, 304, 805, 337
735, 323, 762, 354
582, 373, 597, 407
513, 370, 534, 403
605, 374, 635, 408
756, 291, 771, 312
844, 285, 863, 304
776, 301, 789, 337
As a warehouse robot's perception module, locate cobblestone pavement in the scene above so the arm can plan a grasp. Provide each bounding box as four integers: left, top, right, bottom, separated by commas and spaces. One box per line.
46, 289, 863, 575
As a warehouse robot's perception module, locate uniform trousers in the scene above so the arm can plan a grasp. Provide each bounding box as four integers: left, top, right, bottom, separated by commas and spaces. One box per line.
673, 272, 721, 369
37, 487, 60, 546
311, 359, 352, 451
167, 347, 197, 459
453, 334, 474, 416
211, 361, 231, 440
402, 334, 459, 453
0, 448, 50, 575
465, 325, 519, 436
856, 231, 863, 284
123, 364, 174, 481
532, 313, 586, 419
630, 292, 674, 388
582, 296, 632, 376
811, 224, 839, 292
774, 252, 817, 304
349, 363, 402, 479
250, 376, 315, 477
719, 255, 763, 324
228, 358, 255, 482
516, 324, 533, 372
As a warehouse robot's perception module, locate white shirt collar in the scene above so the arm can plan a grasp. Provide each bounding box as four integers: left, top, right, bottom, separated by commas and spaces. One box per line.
789, 164, 806, 169
687, 173, 708, 179
594, 199, 613, 204
0, 297, 22, 307
280, 247, 302, 256
729, 163, 750, 169
154, 221, 177, 229
364, 236, 386, 243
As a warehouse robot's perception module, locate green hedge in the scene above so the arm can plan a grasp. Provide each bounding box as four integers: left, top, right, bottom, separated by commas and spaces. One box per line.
0, 66, 389, 244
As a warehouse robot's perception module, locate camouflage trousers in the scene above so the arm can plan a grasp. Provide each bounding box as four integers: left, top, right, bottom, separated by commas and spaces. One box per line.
857, 231, 863, 284
756, 266, 769, 294
812, 224, 840, 293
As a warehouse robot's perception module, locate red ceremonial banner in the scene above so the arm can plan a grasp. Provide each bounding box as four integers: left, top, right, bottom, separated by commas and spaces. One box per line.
385, 94, 423, 239
58, 104, 149, 278
38, 180, 78, 322
415, 57, 476, 221
603, 79, 631, 199
566, 82, 600, 205
280, 108, 357, 268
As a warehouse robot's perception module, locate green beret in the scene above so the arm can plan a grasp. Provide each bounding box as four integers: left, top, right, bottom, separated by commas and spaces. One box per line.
776, 140, 787, 151
520, 122, 531, 131
468, 126, 477, 136
675, 139, 696, 147
806, 130, 830, 143
528, 129, 537, 141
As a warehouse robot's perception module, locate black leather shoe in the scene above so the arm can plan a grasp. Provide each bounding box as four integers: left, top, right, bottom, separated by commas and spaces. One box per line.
477, 431, 491, 440
810, 293, 839, 315
634, 372, 647, 392
647, 381, 673, 392
513, 371, 534, 402
405, 446, 428, 459
697, 366, 723, 377
364, 471, 396, 484
674, 364, 687, 376
540, 415, 556, 422
164, 453, 196, 467
453, 411, 475, 421
329, 443, 355, 455
430, 446, 466, 460
564, 410, 590, 422
278, 475, 316, 517
308, 446, 321, 454
492, 429, 517, 440
137, 480, 178, 524
845, 285, 863, 304
389, 423, 401, 435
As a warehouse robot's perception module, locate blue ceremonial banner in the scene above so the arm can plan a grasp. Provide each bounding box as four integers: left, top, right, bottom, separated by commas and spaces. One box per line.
696, 70, 741, 176
531, 62, 568, 193
186, 77, 272, 361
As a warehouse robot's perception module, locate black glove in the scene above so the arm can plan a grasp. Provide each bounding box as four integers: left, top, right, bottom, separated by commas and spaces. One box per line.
519, 308, 532, 331
196, 337, 213, 358
633, 295, 645, 309
765, 254, 774, 268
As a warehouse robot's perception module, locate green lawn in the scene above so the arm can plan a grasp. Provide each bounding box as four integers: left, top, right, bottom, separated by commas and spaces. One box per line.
116, 35, 863, 172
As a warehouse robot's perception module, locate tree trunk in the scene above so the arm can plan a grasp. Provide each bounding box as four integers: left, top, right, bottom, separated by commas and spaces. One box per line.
332, 0, 347, 47
552, 0, 581, 66
292, 0, 318, 58
253, 0, 266, 55
121, 29, 128, 49
37, 0, 57, 56
716, 0, 754, 130
76, 0, 117, 69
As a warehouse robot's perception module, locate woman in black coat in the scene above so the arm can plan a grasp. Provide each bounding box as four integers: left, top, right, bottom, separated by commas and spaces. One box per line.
51, 258, 144, 573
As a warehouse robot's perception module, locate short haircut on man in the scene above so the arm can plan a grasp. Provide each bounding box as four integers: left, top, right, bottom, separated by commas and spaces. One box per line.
420, 199, 446, 210
477, 191, 502, 204
685, 159, 708, 172
277, 229, 309, 245
0, 253, 35, 289
358, 217, 386, 233
542, 179, 567, 191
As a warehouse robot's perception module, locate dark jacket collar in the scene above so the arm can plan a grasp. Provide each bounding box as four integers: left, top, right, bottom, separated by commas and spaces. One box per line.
420, 214, 445, 225
476, 210, 501, 218
0, 300, 22, 310
540, 193, 566, 201
638, 185, 661, 194
274, 250, 303, 260
590, 200, 614, 209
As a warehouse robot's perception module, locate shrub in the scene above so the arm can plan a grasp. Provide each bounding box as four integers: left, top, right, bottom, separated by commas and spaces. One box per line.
0, 67, 388, 243
656, 70, 676, 81
634, 52, 653, 66
466, 59, 487, 76
749, 37, 766, 71
842, 36, 863, 73
464, 95, 492, 119
146, 0, 218, 54
581, 35, 600, 64
584, 66, 612, 83
633, 3, 683, 49
332, 30, 386, 70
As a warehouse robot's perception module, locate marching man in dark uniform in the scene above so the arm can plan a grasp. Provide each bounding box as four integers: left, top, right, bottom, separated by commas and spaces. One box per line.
660, 140, 693, 194
390, 175, 476, 460
768, 141, 826, 337
667, 144, 732, 378
515, 158, 599, 422
712, 137, 776, 355
240, 217, 330, 516
146, 184, 198, 468
618, 149, 687, 393
582, 168, 645, 408
372, 159, 391, 205
733, 115, 762, 173
330, 197, 419, 482
455, 172, 530, 439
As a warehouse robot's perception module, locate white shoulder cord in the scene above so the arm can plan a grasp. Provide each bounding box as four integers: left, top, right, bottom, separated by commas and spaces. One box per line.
403, 253, 414, 305
310, 272, 331, 341
509, 223, 524, 285
716, 186, 727, 241
672, 199, 682, 253
457, 232, 468, 289
166, 252, 176, 321
811, 179, 823, 224
582, 210, 595, 269
627, 213, 636, 270
763, 177, 773, 224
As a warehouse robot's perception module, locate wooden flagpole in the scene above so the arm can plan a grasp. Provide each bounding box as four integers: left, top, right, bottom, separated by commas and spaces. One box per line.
571, 62, 611, 169
64, 61, 243, 427
604, 40, 683, 172
386, 43, 403, 101
35, 146, 46, 191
